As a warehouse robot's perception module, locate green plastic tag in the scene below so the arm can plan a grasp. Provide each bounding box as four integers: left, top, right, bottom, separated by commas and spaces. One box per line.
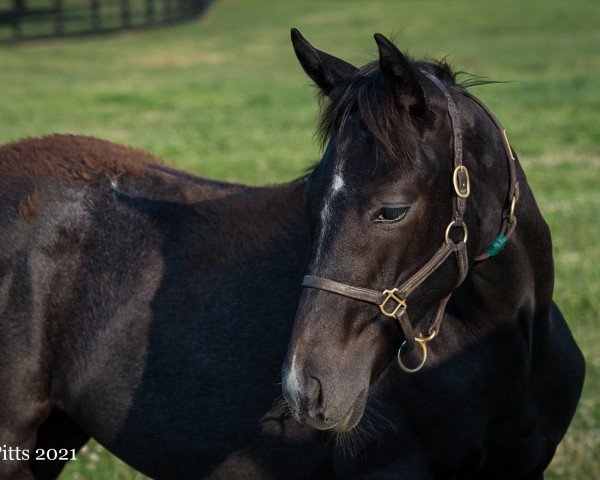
486, 234, 508, 257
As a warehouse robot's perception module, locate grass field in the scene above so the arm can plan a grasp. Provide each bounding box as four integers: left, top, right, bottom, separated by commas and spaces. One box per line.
0, 0, 598, 478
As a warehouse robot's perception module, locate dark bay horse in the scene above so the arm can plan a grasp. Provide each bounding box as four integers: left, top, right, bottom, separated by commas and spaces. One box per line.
0, 29, 584, 480
0, 136, 332, 479
282, 30, 585, 479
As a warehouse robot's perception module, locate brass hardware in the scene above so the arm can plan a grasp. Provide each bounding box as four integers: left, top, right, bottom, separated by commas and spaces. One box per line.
397, 330, 438, 373
379, 288, 407, 319
445, 220, 468, 245
508, 195, 516, 224
452, 165, 470, 199
419, 330, 438, 343
502, 130, 515, 161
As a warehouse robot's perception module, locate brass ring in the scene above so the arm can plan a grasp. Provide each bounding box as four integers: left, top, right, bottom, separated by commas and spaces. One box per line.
445, 220, 468, 245
419, 329, 438, 343
452, 165, 470, 199
397, 331, 437, 374
398, 340, 427, 373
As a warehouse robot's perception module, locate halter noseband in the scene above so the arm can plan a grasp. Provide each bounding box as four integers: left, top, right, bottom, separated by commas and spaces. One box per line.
302, 72, 519, 373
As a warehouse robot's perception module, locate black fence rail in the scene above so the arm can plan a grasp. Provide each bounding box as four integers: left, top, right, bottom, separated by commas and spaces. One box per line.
0, 0, 212, 41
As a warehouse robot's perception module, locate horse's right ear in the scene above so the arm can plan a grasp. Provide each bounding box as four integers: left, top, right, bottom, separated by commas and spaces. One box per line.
291, 28, 358, 95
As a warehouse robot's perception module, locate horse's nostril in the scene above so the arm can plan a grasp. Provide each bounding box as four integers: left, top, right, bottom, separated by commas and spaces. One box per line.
305, 376, 323, 416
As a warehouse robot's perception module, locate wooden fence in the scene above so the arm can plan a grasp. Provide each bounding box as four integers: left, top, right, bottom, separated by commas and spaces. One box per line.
0, 0, 212, 40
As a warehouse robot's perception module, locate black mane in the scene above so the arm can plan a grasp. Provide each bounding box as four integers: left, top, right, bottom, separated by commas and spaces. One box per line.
316, 58, 458, 160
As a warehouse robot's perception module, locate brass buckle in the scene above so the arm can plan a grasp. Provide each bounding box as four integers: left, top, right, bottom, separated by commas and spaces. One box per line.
378, 288, 407, 319
452, 165, 470, 199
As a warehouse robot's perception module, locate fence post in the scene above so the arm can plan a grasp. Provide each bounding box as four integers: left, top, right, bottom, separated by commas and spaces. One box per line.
90, 0, 100, 33
163, 0, 173, 24
176, 0, 185, 20
120, 0, 131, 29
53, 0, 63, 35
145, 0, 155, 25
12, 0, 24, 40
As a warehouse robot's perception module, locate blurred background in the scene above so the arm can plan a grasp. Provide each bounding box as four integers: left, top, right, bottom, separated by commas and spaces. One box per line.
0, 0, 598, 478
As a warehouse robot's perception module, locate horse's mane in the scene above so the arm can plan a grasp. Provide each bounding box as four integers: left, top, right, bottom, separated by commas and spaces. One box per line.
315, 57, 494, 161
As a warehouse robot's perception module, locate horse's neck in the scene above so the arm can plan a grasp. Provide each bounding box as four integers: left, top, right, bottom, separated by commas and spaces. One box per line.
460, 170, 554, 332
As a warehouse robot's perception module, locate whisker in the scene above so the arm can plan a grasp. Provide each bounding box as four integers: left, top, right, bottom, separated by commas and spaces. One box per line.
364, 402, 397, 432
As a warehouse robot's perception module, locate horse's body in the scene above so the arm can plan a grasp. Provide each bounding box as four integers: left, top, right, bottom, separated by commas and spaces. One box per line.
0, 30, 585, 480
0, 135, 331, 479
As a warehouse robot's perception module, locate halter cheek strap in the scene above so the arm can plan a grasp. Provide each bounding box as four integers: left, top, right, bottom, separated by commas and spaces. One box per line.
302, 72, 518, 373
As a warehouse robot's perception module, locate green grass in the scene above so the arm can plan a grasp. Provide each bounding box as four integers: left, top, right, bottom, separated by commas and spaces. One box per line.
0, 0, 598, 478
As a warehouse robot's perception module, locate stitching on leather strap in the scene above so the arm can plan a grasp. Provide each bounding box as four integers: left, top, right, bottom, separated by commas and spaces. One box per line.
302, 275, 384, 305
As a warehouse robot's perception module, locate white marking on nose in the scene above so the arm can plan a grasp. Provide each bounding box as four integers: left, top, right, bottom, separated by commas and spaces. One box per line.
286, 353, 301, 394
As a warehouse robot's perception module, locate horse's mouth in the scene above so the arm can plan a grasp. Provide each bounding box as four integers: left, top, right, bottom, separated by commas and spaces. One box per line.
328, 389, 369, 433
330, 403, 361, 433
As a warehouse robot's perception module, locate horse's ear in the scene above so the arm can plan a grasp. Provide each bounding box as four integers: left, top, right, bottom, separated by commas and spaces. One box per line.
374, 34, 428, 114
291, 28, 358, 95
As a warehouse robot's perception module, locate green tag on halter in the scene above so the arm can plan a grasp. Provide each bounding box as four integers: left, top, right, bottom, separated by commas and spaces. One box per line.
486, 234, 508, 257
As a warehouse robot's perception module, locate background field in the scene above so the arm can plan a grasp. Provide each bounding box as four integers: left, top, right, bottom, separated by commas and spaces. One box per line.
0, 0, 598, 478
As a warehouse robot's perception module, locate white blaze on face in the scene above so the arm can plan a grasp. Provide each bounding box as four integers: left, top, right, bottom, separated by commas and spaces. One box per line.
313, 170, 345, 265
332, 172, 345, 192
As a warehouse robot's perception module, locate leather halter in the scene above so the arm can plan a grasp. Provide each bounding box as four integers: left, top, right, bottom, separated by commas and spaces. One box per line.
302, 72, 519, 373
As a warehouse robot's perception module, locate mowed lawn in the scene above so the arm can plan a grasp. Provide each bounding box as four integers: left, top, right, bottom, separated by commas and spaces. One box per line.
0, 0, 598, 478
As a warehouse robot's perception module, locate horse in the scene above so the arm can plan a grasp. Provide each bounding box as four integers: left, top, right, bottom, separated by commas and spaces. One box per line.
0, 134, 334, 479
281, 29, 585, 480
0, 29, 584, 480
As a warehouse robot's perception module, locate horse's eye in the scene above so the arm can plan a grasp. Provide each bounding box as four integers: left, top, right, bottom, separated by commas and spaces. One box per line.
372, 206, 409, 223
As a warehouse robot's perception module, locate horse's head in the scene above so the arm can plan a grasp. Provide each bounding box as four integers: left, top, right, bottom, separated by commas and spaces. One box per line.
282, 30, 518, 432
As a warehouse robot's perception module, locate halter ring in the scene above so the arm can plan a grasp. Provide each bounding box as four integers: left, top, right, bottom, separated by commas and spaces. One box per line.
445, 221, 468, 245
397, 330, 437, 373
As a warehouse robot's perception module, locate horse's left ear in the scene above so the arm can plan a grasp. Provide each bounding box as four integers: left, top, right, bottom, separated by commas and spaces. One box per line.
291, 28, 358, 95
374, 34, 428, 115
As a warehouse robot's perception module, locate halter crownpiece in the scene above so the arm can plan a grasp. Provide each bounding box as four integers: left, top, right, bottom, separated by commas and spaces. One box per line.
302, 71, 519, 373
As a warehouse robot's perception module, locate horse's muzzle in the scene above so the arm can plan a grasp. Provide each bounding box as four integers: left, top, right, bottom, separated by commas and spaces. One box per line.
282, 360, 366, 432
